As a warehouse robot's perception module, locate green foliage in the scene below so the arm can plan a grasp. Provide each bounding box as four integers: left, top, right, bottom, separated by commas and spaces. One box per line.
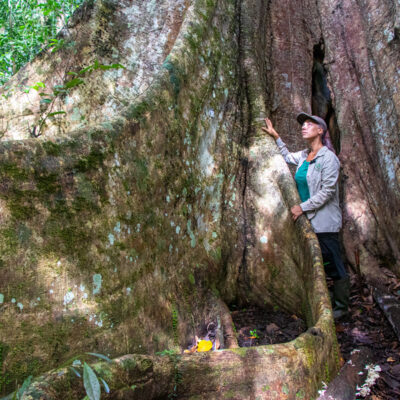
69, 353, 111, 400
0, 0, 85, 85
83, 362, 101, 400
24, 60, 124, 137
155, 349, 177, 357
249, 329, 259, 339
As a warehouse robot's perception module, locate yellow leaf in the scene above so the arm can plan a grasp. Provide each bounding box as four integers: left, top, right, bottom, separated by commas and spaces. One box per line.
197, 340, 213, 352
387, 357, 395, 362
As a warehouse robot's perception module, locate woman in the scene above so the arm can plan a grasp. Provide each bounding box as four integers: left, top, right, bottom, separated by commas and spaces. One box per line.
262, 113, 349, 318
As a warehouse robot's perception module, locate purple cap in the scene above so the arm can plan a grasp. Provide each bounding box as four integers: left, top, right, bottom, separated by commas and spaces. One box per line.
296, 112, 327, 133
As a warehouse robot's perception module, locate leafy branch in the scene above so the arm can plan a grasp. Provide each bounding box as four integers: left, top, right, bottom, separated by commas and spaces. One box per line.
25, 60, 124, 137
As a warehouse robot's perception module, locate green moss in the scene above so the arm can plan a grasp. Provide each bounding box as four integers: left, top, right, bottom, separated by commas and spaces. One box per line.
0, 163, 29, 181
133, 158, 149, 192
75, 148, 105, 172
224, 389, 236, 399
0, 342, 10, 393
211, 246, 221, 261
35, 172, 61, 194
228, 347, 250, 357
42, 141, 62, 156
296, 389, 306, 398
50, 372, 76, 400
188, 273, 195, 285
121, 358, 137, 372
171, 305, 179, 346
127, 100, 150, 121
8, 194, 38, 220
0, 227, 19, 255
324, 361, 330, 383
137, 358, 153, 373
268, 264, 280, 279
1, 343, 42, 395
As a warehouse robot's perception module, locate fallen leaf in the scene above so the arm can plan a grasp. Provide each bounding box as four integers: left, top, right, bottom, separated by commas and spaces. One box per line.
184, 344, 197, 354
197, 340, 213, 352
387, 357, 396, 362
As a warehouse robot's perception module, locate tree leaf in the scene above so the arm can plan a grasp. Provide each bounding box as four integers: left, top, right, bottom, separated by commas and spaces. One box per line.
70, 366, 81, 378
17, 375, 33, 399
79, 65, 93, 75
64, 78, 84, 89
98, 63, 125, 70
100, 378, 110, 393
31, 81, 45, 91
83, 362, 101, 400
48, 111, 66, 117
86, 352, 112, 362
40, 98, 52, 104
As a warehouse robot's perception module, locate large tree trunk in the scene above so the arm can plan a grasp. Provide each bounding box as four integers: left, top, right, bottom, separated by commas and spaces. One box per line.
0, 0, 398, 398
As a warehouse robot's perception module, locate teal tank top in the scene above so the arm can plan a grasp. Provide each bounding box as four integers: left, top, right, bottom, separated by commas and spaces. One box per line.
295, 160, 310, 202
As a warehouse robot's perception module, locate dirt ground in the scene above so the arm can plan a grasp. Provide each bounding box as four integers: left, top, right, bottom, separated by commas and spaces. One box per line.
230, 270, 400, 399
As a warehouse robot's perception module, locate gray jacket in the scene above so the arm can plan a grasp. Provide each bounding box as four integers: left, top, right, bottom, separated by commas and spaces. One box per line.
276, 138, 342, 233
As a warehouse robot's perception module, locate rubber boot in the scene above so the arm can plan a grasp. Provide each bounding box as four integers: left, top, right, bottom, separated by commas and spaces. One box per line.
332, 276, 350, 319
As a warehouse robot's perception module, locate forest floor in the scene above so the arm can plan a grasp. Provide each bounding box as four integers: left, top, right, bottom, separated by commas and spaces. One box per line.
231, 270, 400, 400
335, 270, 400, 400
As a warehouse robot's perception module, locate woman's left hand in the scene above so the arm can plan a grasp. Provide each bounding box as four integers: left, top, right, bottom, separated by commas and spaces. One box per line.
291, 205, 303, 221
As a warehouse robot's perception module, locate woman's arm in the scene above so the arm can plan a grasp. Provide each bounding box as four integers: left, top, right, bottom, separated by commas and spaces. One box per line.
300, 154, 340, 212
262, 118, 303, 165
275, 137, 304, 165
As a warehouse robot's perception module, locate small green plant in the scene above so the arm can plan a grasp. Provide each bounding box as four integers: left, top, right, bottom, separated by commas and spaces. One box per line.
249, 329, 259, 339
69, 353, 112, 400
25, 60, 125, 137
156, 349, 177, 357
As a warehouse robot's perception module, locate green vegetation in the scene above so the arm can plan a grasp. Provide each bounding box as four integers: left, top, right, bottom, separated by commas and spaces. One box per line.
0, 0, 85, 85
249, 329, 259, 339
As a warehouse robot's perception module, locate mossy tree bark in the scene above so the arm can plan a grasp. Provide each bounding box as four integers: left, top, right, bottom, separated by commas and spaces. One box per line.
0, 0, 398, 398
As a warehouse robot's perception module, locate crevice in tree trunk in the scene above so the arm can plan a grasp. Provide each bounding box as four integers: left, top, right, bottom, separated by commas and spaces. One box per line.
235, 0, 254, 304
312, 39, 341, 154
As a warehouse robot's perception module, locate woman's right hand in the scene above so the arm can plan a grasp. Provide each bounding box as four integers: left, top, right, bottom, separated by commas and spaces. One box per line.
262, 118, 279, 140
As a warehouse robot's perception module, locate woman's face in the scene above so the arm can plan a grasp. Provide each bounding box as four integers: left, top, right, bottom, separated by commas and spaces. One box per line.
301, 119, 323, 141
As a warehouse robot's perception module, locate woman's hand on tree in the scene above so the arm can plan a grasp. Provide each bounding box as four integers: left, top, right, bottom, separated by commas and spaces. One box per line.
291, 205, 303, 221
262, 118, 280, 139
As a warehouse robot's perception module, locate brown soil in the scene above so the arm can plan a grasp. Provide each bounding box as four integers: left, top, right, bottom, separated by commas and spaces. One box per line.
230, 304, 306, 347
335, 272, 400, 400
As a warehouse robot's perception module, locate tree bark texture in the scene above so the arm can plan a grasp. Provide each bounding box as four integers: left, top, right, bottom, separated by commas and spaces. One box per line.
0, 0, 398, 398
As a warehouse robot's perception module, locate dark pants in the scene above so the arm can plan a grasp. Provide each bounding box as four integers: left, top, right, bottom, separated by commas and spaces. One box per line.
316, 232, 347, 280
